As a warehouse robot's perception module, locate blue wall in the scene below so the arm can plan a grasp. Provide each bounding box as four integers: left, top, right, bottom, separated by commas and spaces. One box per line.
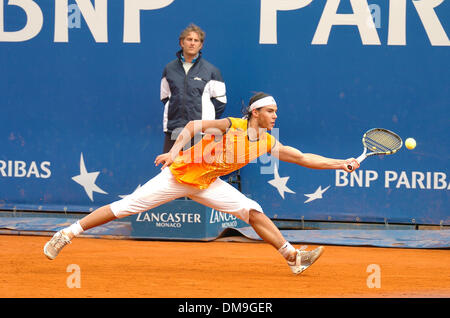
1, 0, 448, 225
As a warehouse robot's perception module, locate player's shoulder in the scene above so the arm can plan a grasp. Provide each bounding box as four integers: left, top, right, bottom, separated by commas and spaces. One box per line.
227, 117, 247, 129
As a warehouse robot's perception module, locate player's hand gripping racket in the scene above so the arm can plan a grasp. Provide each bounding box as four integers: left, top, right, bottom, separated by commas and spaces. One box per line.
348, 128, 402, 171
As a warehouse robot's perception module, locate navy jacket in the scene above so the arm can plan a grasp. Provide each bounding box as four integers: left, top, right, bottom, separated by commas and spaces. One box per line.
160, 50, 227, 133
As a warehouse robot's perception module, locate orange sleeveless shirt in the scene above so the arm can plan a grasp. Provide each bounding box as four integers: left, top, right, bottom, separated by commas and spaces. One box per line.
169, 117, 276, 189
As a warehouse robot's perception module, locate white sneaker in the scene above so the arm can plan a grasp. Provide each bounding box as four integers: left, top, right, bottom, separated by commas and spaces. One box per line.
288, 246, 324, 275
43, 231, 71, 260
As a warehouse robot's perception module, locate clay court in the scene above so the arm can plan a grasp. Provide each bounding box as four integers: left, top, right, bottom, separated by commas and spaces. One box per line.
1, 234, 449, 298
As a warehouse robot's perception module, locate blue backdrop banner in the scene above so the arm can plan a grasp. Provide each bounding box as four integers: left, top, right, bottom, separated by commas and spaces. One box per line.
1, 0, 448, 225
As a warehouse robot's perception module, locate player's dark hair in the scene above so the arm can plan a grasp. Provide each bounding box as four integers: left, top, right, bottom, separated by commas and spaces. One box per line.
242, 92, 271, 119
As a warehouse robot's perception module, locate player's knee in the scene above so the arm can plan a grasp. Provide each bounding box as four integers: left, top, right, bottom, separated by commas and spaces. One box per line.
248, 209, 263, 225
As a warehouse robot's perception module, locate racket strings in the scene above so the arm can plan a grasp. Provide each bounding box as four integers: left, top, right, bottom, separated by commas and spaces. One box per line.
365, 137, 391, 152
368, 134, 399, 149
364, 130, 402, 153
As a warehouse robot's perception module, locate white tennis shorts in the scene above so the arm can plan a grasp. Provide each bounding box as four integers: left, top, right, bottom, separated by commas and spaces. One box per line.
110, 168, 263, 224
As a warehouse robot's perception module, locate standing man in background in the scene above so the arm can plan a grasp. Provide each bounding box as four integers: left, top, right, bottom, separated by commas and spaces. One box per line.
160, 24, 227, 153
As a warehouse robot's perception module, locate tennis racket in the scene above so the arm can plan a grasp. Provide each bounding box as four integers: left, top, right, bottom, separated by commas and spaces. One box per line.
348, 128, 402, 171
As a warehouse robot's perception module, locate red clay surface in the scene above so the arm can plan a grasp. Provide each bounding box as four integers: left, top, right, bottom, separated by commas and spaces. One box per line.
1, 234, 449, 298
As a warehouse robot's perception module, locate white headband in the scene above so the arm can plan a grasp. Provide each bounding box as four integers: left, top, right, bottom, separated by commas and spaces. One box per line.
248, 96, 277, 112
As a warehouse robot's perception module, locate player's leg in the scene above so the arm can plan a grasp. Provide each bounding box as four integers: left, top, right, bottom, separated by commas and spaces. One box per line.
189, 178, 324, 274
42, 204, 115, 260
247, 209, 291, 254
247, 209, 324, 274
71, 168, 191, 237
44, 168, 195, 260
189, 178, 323, 274
78, 204, 116, 234
189, 178, 288, 249
57, 204, 116, 241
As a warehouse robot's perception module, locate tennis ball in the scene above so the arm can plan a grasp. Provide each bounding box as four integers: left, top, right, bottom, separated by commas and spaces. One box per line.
405, 138, 416, 150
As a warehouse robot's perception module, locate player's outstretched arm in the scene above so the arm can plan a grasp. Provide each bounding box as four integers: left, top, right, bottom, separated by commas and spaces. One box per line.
271, 142, 359, 173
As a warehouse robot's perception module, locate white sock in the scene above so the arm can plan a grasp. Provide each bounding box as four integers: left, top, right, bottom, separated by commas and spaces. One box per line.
63, 221, 84, 239
278, 241, 296, 261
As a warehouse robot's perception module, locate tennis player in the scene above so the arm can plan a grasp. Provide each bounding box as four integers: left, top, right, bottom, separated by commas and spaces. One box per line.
44, 92, 359, 275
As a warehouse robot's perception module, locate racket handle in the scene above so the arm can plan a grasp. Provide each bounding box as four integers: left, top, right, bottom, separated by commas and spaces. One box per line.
347, 154, 366, 171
